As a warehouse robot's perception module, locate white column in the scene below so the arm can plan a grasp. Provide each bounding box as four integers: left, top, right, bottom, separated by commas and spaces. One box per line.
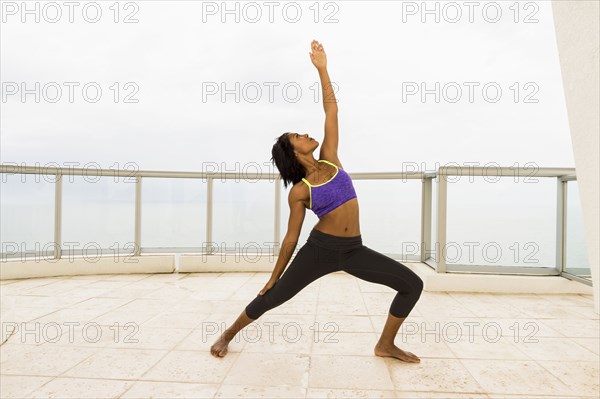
552, 0, 600, 313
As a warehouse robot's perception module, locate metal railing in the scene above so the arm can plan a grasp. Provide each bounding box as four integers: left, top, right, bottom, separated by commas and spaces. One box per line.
0, 164, 590, 285
424, 166, 578, 277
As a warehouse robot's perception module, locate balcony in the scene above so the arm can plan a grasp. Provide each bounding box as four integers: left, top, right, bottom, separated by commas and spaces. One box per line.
1, 164, 597, 398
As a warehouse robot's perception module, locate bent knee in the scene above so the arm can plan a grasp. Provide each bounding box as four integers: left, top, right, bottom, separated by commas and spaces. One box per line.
414, 275, 424, 292
408, 273, 424, 299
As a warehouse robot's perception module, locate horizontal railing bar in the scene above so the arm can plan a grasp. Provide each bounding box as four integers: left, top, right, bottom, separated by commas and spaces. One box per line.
561, 271, 593, 286
438, 166, 576, 177
342, 172, 426, 179
446, 264, 561, 275
423, 258, 563, 276
560, 175, 577, 181
0, 165, 577, 179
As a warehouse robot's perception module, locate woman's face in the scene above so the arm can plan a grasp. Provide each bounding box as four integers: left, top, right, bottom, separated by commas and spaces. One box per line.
288, 132, 318, 155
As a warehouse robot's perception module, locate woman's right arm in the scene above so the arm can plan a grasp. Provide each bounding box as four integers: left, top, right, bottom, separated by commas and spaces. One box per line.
267, 185, 306, 282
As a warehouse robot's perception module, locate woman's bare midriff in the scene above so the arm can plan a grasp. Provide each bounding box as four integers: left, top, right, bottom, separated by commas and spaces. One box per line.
313, 198, 361, 237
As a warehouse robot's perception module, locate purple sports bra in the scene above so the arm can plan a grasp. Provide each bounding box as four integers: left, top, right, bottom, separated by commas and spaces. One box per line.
301, 159, 358, 218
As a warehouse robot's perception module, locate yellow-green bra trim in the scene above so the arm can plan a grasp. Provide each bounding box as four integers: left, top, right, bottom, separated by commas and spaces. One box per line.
301, 160, 339, 209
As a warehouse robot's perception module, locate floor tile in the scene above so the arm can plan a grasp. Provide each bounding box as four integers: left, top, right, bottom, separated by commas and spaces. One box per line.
142, 350, 239, 383
314, 314, 373, 333
62, 348, 168, 380
460, 359, 574, 396
514, 336, 599, 361
445, 336, 530, 360
395, 392, 489, 398
216, 384, 307, 398
0, 375, 52, 398
121, 381, 220, 398
311, 332, 378, 356
307, 387, 396, 398
223, 352, 310, 388
26, 377, 135, 399
309, 354, 394, 390
0, 344, 99, 376
387, 358, 484, 393
537, 360, 600, 397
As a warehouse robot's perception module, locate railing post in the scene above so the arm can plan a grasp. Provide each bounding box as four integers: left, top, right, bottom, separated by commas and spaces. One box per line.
134, 175, 142, 256
420, 176, 432, 262
436, 172, 448, 273
54, 172, 62, 260
274, 176, 281, 257
205, 177, 213, 255
556, 177, 567, 272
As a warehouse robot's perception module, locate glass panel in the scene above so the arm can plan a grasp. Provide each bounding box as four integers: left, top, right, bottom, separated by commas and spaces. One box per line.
62, 175, 135, 257
212, 179, 274, 254
142, 178, 207, 250
565, 180, 591, 279
353, 179, 421, 258
1, 174, 55, 260
446, 176, 556, 267
280, 178, 421, 259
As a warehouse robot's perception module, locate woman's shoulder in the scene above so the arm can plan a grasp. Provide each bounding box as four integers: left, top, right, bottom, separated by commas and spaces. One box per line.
319, 158, 344, 170
290, 180, 311, 208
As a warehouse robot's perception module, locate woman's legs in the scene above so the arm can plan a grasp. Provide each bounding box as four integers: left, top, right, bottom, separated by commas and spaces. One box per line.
245, 241, 336, 320
341, 245, 423, 318
340, 245, 424, 362
210, 229, 425, 361
211, 240, 335, 357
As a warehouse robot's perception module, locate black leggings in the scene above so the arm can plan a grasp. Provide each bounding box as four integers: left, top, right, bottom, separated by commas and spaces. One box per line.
245, 228, 424, 320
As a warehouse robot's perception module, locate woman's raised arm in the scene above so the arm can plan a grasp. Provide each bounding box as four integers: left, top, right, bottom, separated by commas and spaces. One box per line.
310, 40, 338, 115
310, 40, 339, 158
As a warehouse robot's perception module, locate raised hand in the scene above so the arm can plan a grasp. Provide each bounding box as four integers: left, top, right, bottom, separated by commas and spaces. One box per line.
309, 39, 327, 71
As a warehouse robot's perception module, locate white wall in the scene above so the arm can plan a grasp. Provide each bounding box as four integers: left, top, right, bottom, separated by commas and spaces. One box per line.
552, 0, 600, 313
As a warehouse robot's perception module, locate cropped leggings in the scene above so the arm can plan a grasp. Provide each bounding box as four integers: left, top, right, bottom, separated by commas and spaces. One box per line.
245, 228, 424, 320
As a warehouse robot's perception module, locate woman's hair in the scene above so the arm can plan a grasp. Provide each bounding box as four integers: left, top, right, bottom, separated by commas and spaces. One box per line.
271, 132, 305, 189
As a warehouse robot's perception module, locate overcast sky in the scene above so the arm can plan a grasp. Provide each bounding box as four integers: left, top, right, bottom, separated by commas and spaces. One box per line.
1, 0, 574, 174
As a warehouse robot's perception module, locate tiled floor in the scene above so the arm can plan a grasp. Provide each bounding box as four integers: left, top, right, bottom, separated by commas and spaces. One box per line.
1, 269, 598, 398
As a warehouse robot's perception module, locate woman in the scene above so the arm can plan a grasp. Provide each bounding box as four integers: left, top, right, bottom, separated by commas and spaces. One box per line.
210, 40, 423, 363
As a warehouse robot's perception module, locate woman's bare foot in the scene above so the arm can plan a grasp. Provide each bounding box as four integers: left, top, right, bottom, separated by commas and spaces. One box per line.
210, 335, 230, 358
374, 342, 420, 363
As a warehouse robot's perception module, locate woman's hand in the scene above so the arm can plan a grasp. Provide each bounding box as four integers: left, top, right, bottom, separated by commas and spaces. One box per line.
309, 39, 327, 71
258, 278, 278, 296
